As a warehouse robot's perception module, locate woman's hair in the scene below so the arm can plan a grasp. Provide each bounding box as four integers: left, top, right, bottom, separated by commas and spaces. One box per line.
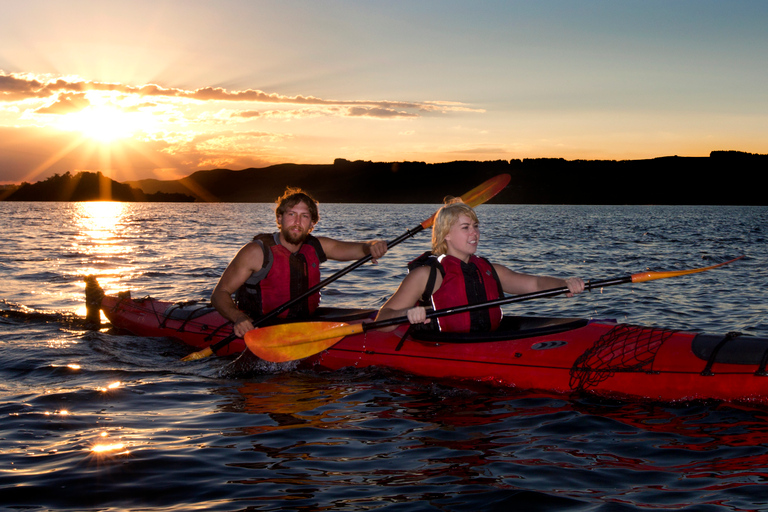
431, 198, 479, 255
274, 187, 320, 225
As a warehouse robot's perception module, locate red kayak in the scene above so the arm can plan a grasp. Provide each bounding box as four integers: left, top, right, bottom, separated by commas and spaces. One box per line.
301, 317, 768, 404
86, 277, 768, 403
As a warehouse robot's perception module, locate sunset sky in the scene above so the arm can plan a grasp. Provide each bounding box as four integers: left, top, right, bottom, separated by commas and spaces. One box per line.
1, 0, 766, 184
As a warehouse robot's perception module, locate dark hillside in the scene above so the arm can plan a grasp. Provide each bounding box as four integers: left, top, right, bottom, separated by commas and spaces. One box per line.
125, 152, 767, 205
1, 171, 194, 202
4, 151, 765, 204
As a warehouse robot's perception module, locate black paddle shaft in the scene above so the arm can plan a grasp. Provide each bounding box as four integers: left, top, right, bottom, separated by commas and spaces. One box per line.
363, 275, 633, 332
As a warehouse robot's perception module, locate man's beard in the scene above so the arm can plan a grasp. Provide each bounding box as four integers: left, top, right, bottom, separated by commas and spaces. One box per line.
281, 225, 309, 246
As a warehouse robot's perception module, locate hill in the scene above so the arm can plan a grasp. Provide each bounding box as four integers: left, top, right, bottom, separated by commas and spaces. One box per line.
3, 151, 765, 204
124, 151, 767, 205
1, 171, 196, 202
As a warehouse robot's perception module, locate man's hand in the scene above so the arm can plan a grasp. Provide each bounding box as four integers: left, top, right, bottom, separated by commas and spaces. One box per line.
367, 240, 388, 264
233, 313, 255, 338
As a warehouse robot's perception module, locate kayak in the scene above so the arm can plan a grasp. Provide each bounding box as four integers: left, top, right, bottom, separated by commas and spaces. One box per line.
300, 317, 768, 403
87, 277, 768, 403
85, 276, 375, 357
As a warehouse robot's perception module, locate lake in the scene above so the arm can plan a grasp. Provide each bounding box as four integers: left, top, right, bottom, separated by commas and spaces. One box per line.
1, 201, 767, 511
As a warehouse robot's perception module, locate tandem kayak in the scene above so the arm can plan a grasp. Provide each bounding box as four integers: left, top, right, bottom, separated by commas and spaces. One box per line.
85, 276, 768, 403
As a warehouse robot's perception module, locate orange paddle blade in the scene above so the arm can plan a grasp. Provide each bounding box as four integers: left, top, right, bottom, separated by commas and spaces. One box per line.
181, 346, 214, 361
630, 255, 745, 283
244, 321, 364, 362
421, 174, 511, 229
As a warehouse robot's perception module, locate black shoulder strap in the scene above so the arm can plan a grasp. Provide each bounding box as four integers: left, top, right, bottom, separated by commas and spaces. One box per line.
244, 233, 275, 286
407, 251, 434, 271
479, 256, 504, 298
407, 251, 443, 305
303, 234, 328, 263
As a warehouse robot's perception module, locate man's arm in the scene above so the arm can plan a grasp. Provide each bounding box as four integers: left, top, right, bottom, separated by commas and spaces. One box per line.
211, 242, 265, 337
318, 237, 388, 263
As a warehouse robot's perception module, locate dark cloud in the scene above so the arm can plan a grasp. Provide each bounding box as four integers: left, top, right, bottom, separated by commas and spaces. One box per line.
0, 73, 49, 100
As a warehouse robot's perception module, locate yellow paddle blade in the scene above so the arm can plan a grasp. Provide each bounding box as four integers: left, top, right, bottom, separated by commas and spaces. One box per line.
421, 174, 511, 229
244, 321, 365, 363
631, 255, 744, 283
181, 346, 214, 361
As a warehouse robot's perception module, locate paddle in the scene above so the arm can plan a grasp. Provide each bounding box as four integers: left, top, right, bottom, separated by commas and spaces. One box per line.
244, 256, 745, 363
181, 173, 512, 361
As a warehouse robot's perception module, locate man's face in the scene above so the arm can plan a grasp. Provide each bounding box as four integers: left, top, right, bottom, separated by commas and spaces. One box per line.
278, 201, 315, 245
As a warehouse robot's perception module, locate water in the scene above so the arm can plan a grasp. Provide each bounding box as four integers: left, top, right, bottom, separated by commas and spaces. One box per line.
1, 201, 767, 511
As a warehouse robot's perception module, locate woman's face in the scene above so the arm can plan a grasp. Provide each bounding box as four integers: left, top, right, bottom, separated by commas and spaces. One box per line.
444, 213, 479, 259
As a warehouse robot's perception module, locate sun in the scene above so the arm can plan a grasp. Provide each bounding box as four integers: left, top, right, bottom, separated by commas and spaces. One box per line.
57, 104, 141, 142
52, 93, 161, 144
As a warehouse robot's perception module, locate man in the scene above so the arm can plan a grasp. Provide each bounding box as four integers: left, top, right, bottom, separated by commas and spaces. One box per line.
212, 187, 387, 338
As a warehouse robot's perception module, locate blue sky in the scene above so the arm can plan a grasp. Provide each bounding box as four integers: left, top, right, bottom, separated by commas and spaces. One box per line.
1, 0, 766, 184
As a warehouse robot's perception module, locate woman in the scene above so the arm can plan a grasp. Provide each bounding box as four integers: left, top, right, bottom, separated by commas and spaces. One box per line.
375, 200, 585, 332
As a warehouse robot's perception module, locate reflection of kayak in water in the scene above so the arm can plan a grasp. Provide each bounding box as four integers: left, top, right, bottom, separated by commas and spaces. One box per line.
87, 276, 768, 404
85, 276, 375, 357
222, 377, 350, 434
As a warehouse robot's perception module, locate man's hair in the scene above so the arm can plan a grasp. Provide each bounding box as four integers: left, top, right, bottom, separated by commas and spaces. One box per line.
431, 198, 478, 255
275, 187, 320, 225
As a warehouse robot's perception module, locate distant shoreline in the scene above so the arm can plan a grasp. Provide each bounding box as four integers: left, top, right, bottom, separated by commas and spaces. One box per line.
2, 151, 766, 205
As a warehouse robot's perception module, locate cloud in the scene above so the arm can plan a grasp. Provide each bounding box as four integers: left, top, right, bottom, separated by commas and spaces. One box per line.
0, 71, 486, 184
0, 71, 475, 117
233, 106, 418, 120
0, 73, 51, 100
347, 106, 418, 118
34, 93, 91, 114
234, 110, 261, 119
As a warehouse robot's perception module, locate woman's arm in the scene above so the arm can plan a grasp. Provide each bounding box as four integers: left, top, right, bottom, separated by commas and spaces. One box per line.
494, 264, 585, 297
375, 266, 434, 330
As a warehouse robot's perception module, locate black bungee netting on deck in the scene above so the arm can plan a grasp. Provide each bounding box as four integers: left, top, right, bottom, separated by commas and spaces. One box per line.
569, 323, 678, 391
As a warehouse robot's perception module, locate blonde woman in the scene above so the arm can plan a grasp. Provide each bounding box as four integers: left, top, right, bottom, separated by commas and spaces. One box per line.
376, 200, 584, 332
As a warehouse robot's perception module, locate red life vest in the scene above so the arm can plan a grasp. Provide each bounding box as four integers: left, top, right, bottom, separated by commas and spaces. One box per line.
409, 252, 503, 333
235, 233, 326, 320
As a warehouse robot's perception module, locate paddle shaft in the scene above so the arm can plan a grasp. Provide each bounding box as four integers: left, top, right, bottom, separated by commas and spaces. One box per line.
204, 228, 424, 353
243, 255, 744, 362
362, 256, 745, 332
362, 276, 626, 332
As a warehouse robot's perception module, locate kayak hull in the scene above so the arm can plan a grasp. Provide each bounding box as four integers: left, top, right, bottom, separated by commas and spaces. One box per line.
100, 292, 244, 356
303, 317, 768, 404
96, 289, 376, 357
90, 281, 768, 403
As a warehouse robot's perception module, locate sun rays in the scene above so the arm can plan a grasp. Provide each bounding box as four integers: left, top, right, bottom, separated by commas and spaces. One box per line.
11, 89, 177, 184
48, 91, 163, 143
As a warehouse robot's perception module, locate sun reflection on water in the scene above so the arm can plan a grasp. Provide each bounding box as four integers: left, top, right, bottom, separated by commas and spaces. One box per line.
74, 201, 127, 245
91, 442, 128, 454
99, 381, 122, 392
71, 202, 137, 317
91, 432, 130, 456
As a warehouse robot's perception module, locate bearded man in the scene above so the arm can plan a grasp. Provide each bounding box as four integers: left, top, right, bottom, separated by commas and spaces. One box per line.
211, 187, 387, 338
